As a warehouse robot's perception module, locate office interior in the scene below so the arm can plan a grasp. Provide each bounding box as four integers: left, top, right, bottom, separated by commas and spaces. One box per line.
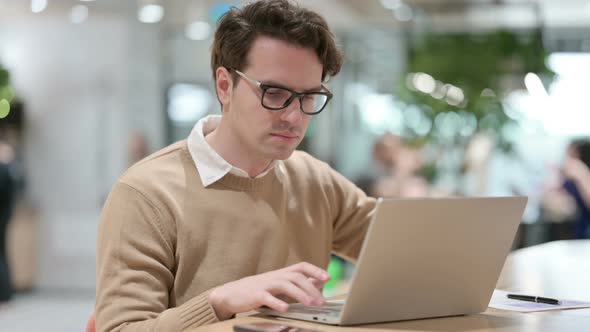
0, 0, 589, 331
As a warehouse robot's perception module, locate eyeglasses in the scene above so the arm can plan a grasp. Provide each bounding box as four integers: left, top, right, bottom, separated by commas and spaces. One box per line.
232, 69, 333, 115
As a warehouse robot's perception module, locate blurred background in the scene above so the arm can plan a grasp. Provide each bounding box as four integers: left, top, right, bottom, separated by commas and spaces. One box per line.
0, 0, 589, 330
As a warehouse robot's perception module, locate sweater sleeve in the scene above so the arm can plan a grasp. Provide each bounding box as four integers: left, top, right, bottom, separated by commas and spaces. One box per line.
96, 182, 219, 332
327, 167, 377, 262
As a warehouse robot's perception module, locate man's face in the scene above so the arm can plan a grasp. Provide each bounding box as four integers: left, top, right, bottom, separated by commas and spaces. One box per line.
223, 36, 323, 162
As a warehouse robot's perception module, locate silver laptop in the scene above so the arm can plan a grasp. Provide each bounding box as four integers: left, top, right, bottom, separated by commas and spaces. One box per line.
258, 196, 527, 325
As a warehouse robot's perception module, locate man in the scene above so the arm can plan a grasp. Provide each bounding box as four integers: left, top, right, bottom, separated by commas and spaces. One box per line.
95, 1, 376, 331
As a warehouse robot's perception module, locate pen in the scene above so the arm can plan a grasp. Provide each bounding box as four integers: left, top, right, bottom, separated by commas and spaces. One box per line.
507, 294, 560, 305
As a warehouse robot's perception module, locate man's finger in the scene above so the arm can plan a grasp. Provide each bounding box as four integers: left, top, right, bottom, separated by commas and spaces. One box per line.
309, 277, 328, 290
289, 262, 331, 283
272, 280, 314, 306
261, 293, 289, 312
288, 273, 325, 305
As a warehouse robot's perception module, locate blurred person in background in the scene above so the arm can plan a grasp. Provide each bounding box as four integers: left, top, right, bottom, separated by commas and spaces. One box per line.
95, 1, 375, 331
355, 132, 401, 195
542, 138, 590, 238
562, 139, 590, 238
127, 131, 149, 166
0, 138, 15, 305
461, 133, 495, 197
370, 132, 401, 176
371, 141, 430, 198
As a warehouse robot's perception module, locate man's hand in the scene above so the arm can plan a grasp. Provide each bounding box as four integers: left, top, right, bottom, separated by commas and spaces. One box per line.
208, 262, 331, 320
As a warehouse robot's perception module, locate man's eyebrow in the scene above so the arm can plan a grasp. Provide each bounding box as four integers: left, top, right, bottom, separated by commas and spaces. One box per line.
261, 80, 323, 92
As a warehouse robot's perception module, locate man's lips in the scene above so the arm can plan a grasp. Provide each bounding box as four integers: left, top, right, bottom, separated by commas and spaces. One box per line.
271, 132, 299, 139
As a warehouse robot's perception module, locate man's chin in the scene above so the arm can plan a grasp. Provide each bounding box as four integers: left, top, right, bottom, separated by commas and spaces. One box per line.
268, 147, 297, 161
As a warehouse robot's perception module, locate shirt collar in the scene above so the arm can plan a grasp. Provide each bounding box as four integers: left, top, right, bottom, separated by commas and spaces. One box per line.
187, 114, 279, 187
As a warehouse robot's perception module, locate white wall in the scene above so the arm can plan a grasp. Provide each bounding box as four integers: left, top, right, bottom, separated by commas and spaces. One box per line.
0, 15, 163, 291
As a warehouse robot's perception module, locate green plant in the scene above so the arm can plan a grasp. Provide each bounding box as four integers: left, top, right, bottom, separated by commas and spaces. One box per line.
396, 29, 555, 181
0, 63, 13, 100
0, 63, 16, 120
397, 31, 554, 144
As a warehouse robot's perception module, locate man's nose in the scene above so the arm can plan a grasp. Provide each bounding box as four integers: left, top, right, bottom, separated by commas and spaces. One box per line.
280, 97, 304, 125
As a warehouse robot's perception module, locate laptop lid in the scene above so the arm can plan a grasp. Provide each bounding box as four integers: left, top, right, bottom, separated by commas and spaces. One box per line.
339, 196, 527, 325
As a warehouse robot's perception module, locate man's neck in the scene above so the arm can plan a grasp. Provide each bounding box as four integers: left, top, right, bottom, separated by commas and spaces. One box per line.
205, 118, 272, 178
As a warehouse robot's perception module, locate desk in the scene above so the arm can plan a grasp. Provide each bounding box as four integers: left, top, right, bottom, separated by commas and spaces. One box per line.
191, 240, 590, 332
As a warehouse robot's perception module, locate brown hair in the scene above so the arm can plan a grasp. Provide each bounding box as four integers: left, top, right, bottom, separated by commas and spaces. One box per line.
211, 0, 343, 84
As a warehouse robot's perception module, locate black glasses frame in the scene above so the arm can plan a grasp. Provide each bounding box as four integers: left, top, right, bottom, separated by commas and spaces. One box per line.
232, 69, 333, 115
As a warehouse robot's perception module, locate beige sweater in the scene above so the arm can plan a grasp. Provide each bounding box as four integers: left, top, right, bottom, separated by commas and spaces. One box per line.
96, 141, 376, 332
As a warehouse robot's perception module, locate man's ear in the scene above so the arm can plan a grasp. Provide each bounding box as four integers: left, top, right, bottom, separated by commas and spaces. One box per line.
215, 67, 233, 112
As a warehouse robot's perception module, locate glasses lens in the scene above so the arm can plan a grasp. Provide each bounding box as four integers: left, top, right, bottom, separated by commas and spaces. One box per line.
262, 88, 330, 114
301, 93, 329, 114
262, 88, 292, 109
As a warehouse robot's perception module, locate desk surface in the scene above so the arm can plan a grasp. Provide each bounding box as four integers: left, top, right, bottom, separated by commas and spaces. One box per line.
191, 240, 590, 332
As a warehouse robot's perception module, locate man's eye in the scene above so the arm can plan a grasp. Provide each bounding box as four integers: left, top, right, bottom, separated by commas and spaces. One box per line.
266, 89, 288, 97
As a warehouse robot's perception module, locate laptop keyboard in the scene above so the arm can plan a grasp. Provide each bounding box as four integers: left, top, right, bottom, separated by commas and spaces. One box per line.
288, 302, 343, 316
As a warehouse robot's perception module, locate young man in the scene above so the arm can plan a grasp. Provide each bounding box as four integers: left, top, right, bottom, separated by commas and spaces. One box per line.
95, 1, 376, 331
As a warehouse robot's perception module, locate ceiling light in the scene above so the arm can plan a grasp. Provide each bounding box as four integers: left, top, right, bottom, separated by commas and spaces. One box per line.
445, 85, 465, 106
186, 21, 212, 41
413, 73, 436, 94
379, 0, 402, 10
393, 4, 413, 22
138, 4, 164, 23
31, 0, 47, 13
70, 5, 89, 24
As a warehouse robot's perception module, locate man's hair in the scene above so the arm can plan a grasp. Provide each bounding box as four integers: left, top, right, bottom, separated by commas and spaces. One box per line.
211, 0, 343, 84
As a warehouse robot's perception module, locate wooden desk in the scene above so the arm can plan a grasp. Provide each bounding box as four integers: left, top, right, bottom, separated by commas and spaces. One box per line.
192, 240, 590, 332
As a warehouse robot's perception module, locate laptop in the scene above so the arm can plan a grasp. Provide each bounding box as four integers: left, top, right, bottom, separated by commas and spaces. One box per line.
258, 196, 527, 325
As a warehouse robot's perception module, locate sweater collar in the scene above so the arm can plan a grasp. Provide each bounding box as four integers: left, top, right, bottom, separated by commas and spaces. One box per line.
187, 115, 279, 187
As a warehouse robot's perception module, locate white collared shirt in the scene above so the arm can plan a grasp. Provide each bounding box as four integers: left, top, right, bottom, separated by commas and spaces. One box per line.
186, 114, 279, 187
